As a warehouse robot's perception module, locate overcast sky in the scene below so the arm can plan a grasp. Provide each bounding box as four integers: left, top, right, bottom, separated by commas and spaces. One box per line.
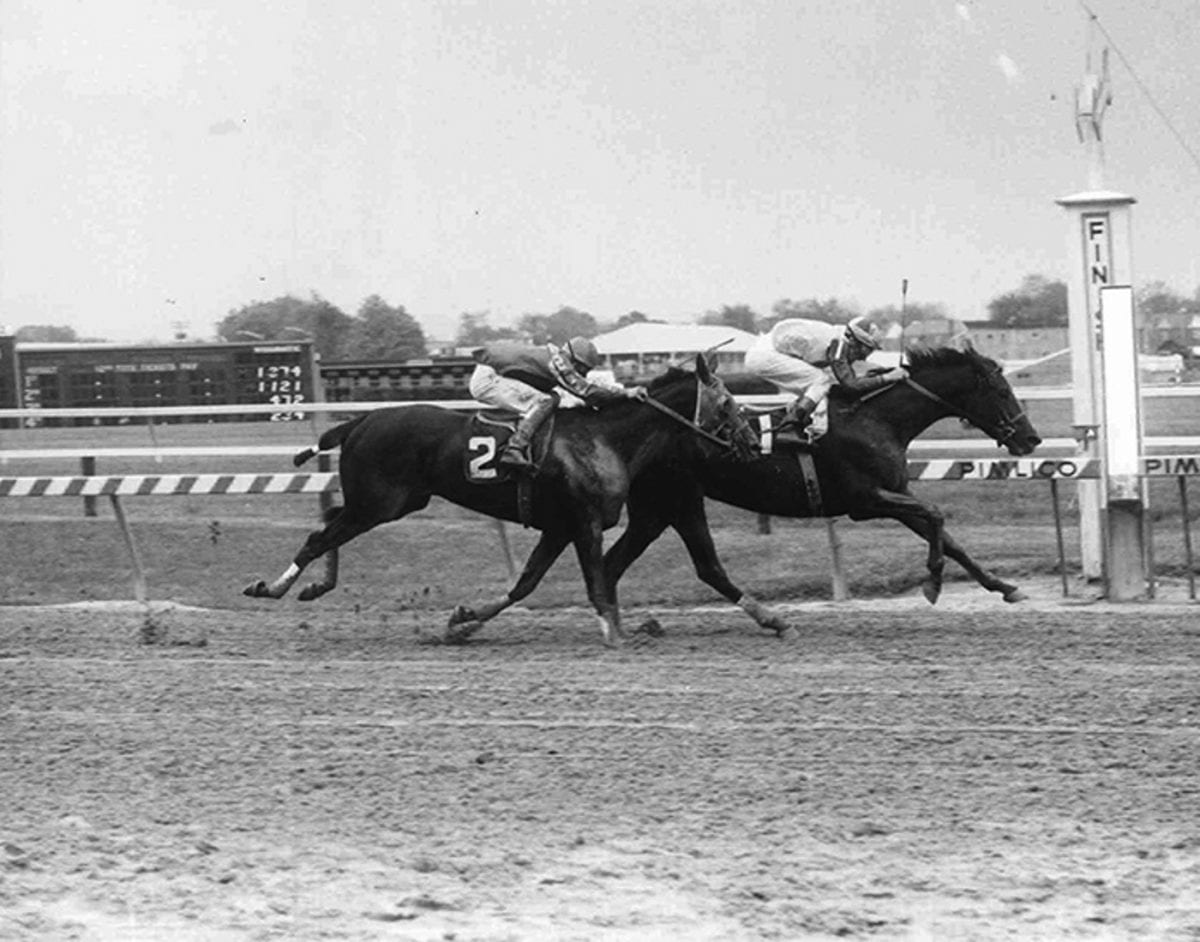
1, 0, 1197, 343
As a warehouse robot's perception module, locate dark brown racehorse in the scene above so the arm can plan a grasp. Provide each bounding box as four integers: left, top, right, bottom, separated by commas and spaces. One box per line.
603, 346, 1042, 634
244, 355, 758, 645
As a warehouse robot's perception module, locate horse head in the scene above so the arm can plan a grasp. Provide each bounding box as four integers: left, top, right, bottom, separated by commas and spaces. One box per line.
904, 346, 1041, 456
644, 355, 759, 460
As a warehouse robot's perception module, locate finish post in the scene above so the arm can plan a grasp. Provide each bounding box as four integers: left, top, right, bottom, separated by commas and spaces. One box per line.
1099, 285, 1148, 599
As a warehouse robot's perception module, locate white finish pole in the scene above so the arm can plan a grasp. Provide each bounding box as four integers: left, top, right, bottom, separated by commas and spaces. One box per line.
1056, 191, 1136, 583
1099, 285, 1148, 598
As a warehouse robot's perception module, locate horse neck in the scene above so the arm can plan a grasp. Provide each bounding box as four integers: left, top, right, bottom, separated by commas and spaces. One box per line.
853, 370, 965, 446
624, 380, 706, 468
577, 382, 692, 467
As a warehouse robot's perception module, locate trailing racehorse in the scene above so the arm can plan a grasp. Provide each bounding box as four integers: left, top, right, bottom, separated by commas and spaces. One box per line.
244, 355, 758, 645
603, 346, 1042, 632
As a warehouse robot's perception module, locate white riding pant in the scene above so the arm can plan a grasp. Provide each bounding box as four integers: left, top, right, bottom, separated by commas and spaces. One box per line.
468, 365, 585, 416
742, 334, 833, 403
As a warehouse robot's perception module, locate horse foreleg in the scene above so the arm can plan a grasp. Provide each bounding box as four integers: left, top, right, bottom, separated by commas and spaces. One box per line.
573, 518, 623, 647
603, 508, 668, 591
670, 506, 795, 638
936, 528, 1026, 602
445, 529, 573, 642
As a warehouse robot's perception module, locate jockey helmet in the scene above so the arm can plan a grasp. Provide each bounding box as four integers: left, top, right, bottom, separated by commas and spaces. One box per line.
565, 336, 601, 373
845, 316, 882, 351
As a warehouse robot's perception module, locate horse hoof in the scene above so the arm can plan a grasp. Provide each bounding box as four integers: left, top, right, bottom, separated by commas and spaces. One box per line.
243, 580, 268, 598
447, 605, 477, 627
297, 584, 325, 602
1003, 589, 1028, 603
444, 620, 482, 645
775, 625, 798, 642
922, 581, 941, 605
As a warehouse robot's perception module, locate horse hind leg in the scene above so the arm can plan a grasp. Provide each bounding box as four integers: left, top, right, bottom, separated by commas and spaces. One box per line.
243, 503, 361, 600
297, 513, 340, 602
243, 489, 418, 601
852, 491, 946, 604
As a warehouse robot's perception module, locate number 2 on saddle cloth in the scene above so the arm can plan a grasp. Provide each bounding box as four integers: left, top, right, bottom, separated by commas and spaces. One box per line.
463, 410, 555, 482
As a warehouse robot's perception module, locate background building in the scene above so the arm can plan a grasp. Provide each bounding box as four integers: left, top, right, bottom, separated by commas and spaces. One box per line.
592, 323, 757, 381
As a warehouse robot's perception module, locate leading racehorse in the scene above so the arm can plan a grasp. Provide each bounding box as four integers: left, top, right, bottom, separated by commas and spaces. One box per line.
603, 345, 1042, 634
244, 355, 758, 645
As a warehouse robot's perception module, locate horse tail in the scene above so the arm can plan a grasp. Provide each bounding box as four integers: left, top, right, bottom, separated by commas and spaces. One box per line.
292, 414, 369, 467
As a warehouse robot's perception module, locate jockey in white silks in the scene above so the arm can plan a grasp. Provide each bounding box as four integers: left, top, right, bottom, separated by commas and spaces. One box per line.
742, 316, 908, 430
469, 336, 646, 470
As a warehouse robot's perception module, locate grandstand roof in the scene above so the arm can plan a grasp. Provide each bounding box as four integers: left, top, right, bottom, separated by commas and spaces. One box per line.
593, 322, 758, 355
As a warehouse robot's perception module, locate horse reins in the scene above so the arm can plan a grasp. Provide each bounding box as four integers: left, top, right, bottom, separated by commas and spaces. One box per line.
901, 374, 1028, 451
642, 375, 741, 450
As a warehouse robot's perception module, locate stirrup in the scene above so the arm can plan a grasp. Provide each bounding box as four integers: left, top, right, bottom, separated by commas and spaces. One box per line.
499, 446, 534, 469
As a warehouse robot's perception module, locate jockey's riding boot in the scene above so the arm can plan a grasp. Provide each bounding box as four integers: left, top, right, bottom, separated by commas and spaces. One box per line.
786, 396, 819, 431
499, 399, 556, 470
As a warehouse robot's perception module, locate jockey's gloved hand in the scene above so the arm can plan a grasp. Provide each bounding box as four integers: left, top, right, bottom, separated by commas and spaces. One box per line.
883, 367, 909, 382
626, 386, 649, 401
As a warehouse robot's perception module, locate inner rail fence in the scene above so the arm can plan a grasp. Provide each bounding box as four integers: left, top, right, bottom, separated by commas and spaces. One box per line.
3, 392, 1200, 604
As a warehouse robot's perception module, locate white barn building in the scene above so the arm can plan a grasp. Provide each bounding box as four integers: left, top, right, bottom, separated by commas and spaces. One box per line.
592, 323, 757, 381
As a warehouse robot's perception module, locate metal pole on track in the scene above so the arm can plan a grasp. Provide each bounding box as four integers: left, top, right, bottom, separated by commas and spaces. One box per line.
81, 454, 97, 518
108, 494, 148, 603
1178, 475, 1196, 601
824, 518, 848, 601
494, 519, 517, 580
1050, 479, 1070, 597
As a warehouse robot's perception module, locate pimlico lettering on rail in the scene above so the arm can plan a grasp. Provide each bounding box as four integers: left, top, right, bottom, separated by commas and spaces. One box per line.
1142, 456, 1200, 477
909, 459, 1100, 480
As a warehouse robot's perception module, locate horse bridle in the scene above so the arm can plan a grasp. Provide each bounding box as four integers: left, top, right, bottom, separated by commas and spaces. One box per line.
901, 366, 1028, 451
642, 374, 745, 451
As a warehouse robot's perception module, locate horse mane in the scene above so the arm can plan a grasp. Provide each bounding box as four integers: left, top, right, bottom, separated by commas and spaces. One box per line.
644, 365, 694, 393
903, 344, 997, 375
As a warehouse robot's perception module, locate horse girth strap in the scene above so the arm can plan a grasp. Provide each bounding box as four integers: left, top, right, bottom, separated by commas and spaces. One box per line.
643, 385, 732, 450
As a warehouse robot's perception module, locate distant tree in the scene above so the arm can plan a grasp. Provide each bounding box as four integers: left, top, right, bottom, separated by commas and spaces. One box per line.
14, 324, 80, 342
455, 311, 524, 346
766, 297, 858, 330
699, 304, 759, 333
616, 310, 659, 328
1138, 281, 1198, 318
986, 275, 1068, 328
218, 294, 354, 360
341, 295, 426, 361
518, 306, 598, 345
866, 301, 950, 332
593, 310, 665, 334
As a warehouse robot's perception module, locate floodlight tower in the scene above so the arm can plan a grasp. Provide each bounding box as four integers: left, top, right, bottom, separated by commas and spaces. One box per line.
1056, 30, 1148, 599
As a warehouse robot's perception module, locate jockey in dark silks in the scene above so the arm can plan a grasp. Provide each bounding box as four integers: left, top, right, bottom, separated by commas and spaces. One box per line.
469, 336, 646, 470
742, 316, 908, 430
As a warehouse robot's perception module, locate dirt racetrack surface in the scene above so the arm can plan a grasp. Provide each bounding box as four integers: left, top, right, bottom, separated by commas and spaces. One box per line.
4, 584, 1200, 940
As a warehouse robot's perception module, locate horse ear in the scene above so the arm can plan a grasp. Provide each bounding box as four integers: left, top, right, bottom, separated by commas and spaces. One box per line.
695, 352, 714, 382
